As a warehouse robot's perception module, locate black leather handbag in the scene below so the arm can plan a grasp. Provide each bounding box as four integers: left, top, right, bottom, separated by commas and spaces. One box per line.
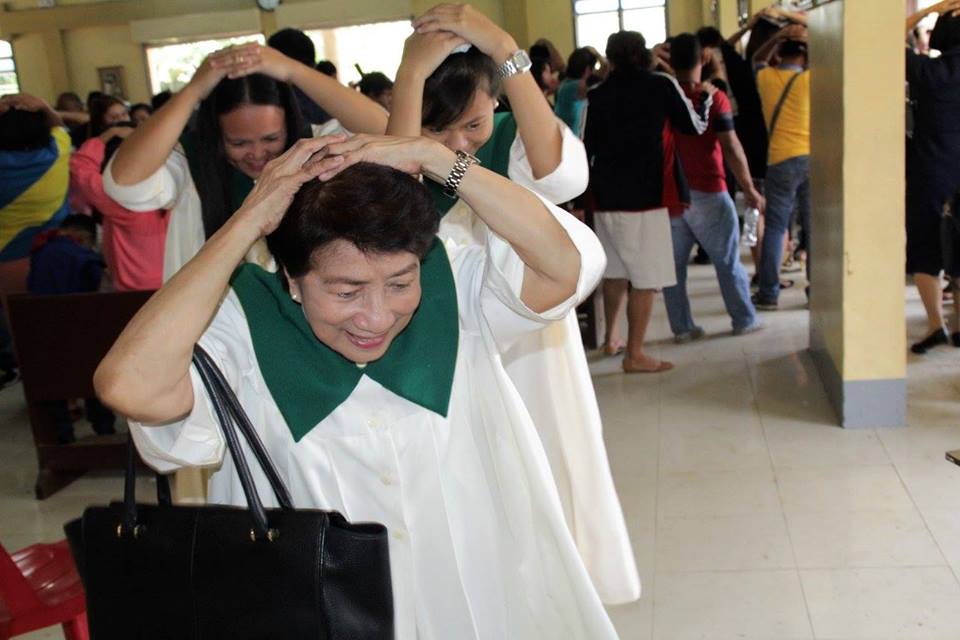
64, 345, 394, 639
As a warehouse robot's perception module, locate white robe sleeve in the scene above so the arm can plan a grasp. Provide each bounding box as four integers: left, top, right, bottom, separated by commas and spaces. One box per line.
103, 148, 189, 212
453, 192, 605, 352
128, 292, 251, 474
506, 118, 589, 204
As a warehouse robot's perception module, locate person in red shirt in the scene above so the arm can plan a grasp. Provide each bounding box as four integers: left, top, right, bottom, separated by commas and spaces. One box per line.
70, 122, 168, 291
663, 33, 764, 340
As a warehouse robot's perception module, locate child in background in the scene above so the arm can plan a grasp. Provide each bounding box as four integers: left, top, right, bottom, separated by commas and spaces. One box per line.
28, 214, 115, 443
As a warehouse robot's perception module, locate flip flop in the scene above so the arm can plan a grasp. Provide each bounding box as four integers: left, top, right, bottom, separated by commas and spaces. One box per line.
622, 358, 674, 374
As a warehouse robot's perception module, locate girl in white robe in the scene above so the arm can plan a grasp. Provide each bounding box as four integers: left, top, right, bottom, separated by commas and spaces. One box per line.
387, 3, 640, 604
95, 134, 619, 639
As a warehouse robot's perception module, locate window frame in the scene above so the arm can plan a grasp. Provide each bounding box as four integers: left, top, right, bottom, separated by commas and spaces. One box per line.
0, 39, 19, 96
571, 0, 669, 48
142, 31, 265, 97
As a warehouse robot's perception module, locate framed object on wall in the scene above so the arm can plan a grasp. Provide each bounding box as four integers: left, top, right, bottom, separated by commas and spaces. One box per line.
97, 66, 126, 99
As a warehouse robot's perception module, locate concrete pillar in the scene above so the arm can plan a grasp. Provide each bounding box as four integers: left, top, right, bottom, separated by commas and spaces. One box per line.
808, 0, 906, 427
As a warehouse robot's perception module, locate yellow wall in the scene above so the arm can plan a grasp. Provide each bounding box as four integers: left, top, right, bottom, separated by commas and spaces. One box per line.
63, 24, 150, 104
669, 0, 706, 35
525, 0, 575, 54
839, 0, 905, 379
11, 32, 55, 101
809, 0, 905, 382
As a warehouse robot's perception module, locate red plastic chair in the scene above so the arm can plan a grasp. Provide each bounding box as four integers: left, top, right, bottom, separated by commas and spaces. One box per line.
0, 540, 88, 639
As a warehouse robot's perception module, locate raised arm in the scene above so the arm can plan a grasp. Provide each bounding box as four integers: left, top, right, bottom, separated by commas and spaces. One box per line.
387, 30, 469, 137
95, 137, 346, 423
908, 0, 960, 35
216, 43, 388, 134
109, 56, 226, 186
0, 93, 64, 128
328, 134, 581, 312
412, 3, 563, 179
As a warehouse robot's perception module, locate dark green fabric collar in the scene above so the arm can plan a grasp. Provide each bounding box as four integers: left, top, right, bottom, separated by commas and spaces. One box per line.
228, 239, 459, 442
179, 132, 254, 213
428, 111, 518, 217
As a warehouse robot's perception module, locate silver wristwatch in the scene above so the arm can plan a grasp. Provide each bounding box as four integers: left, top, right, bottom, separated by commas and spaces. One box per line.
497, 49, 532, 79
443, 150, 480, 197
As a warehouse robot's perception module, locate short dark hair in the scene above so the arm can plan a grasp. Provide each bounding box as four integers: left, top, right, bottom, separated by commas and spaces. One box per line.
696, 26, 724, 49
316, 60, 338, 77
670, 33, 702, 72
531, 57, 553, 91
606, 31, 653, 72
267, 163, 439, 280
55, 92, 84, 112
565, 47, 598, 80
422, 47, 501, 130
86, 91, 105, 109
130, 102, 152, 116
151, 90, 172, 110
60, 214, 97, 237
267, 28, 316, 67
529, 44, 550, 62
357, 72, 394, 99
0, 109, 50, 151
778, 39, 808, 59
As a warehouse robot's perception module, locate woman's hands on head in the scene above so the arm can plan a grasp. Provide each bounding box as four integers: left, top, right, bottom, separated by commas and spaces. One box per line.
398, 31, 469, 81
236, 135, 347, 237
412, 3, 518, 64
323, 134, 453, 182
209, 42, 299, 82
0, 93, 63, 127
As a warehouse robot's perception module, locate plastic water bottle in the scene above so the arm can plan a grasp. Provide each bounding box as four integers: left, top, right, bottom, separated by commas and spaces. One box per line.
742, 207, 760, 248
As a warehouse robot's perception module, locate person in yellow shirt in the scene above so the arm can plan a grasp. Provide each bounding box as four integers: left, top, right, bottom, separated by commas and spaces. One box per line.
753, 24, 810, 309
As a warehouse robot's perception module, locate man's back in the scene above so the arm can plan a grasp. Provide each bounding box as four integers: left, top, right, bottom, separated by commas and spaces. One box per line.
756, 66, 810, 165
675, 86, 735, 194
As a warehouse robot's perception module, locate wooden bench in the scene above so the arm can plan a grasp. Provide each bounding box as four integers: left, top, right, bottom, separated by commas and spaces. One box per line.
5, 290, 153, 499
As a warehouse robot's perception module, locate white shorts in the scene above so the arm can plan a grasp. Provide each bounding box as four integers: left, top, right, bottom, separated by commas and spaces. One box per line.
594, 208, 677, 290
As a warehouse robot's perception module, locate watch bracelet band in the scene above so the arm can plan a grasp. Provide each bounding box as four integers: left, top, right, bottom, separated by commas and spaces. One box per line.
497, 50, 530, 79
442, 150, 480, 197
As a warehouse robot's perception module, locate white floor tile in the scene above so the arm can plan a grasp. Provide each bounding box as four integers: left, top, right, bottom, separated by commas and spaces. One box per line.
786, 509, 945, 569
801, 567, 960, 639
656, 513, 795, 572
654, 570, 813, 639
776, 465, 916, 514
657, 468, 782, 518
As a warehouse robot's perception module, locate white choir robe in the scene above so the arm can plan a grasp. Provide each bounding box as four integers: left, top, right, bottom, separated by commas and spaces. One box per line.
129, 195, 619, 639
439, 117, 641, 605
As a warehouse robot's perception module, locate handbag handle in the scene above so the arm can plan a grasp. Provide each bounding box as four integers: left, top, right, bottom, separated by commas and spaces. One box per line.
119, 345, 294, 541
192, 346, 294, 510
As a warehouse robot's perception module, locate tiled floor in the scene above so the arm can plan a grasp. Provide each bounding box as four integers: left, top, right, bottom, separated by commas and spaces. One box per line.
4, 263, 960, 639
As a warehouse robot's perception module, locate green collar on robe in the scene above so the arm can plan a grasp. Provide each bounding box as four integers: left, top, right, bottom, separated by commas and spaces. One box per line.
229, 238, 459, 442
179, 131, 255, 213
427, 111, 518, 217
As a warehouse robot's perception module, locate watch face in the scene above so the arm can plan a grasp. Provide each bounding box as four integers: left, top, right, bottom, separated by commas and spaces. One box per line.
257, 0, 280, 10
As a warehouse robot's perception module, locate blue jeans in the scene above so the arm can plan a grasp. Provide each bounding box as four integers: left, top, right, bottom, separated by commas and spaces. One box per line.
663, 190, 757, 334
758, 155, 810, 301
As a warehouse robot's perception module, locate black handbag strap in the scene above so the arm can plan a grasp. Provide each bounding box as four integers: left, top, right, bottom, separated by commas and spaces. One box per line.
192, 346, 293, 509
768, 71, 802, 141
120, 345, 294, 541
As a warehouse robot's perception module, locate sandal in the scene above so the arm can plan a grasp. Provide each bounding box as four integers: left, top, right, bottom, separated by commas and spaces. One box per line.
911, 328, 949, 354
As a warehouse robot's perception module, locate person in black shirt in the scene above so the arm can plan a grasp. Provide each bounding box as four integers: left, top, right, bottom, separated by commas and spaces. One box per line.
584, 30, 710, 373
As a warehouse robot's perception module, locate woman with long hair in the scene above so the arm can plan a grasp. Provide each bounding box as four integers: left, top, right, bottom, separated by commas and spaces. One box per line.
387, 3, 639, 606
105, 42, 388, 281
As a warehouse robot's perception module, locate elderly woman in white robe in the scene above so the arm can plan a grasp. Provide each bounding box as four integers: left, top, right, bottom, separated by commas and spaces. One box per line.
94, 133, 618, 639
